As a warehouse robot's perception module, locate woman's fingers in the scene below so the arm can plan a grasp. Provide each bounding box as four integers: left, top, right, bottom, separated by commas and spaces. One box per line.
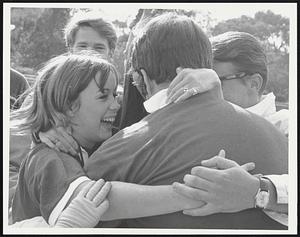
168, 87, 190, 104
78, 181, 96, 198
38, 134, 56, 149
56, 127, 78, 155
93, 182, 112, 206
85, 179, 105, 201
95, 199, 110, 216
51, 127, 77, 156
39, 128, 76, 155
183, 174, 212, 191
167, 67, 187, 96
172, 182, 209, 201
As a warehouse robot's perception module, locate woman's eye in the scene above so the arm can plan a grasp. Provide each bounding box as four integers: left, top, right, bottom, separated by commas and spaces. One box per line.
97, 94, 108, 100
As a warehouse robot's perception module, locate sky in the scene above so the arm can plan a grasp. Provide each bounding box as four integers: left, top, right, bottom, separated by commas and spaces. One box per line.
87, 3, 293, 23
8, 2, 294, 23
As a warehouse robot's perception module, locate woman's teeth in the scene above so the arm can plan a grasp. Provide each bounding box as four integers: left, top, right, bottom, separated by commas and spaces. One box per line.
101, 117, 115, 124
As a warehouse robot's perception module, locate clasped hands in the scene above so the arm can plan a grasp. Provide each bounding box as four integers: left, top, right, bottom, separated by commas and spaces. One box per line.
173, 150, 260, 216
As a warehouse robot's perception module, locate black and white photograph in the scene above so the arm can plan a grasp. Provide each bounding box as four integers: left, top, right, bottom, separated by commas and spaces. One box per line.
3, 2, 297, 235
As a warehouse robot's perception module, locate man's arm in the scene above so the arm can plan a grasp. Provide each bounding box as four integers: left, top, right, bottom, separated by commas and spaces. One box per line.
100, 181, 204, 221
69, 180, 204, 221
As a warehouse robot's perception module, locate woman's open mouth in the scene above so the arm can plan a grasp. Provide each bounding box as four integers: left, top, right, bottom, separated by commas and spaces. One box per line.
101, 117, 115, 127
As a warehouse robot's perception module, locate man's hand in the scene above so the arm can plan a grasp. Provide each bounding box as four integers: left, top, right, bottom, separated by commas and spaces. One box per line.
166, 68, 222, 104
55, 179, 111, 228
172, 150, 260, 216
201, 150, 255, 171
39, 126, 78, 156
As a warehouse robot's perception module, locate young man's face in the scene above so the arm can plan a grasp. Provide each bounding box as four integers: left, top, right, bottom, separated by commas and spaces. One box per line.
213, 61, 252, 108
72, 26, 111, 59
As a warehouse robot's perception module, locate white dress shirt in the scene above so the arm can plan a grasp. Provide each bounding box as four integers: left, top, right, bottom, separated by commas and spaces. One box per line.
247, 93, 289, 136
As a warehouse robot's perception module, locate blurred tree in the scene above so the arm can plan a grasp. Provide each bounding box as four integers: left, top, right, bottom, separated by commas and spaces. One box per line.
11, 8, 288, 103
11, 8, 42, 72
211, 10, 289, 102
11, 8, 70, 72
112, 33, 129, 84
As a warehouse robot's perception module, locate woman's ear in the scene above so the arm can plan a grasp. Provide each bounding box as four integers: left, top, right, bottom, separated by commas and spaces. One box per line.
66, 99, 80, 118
66, 109, 75, 118
249, 73, 263, 94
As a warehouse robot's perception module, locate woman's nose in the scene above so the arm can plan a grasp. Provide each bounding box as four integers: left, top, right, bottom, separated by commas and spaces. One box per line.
110, 97, 121, 111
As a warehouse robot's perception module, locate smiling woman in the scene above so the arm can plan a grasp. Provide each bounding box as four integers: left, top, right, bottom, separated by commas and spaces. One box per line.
10, 51, 120, 225
9, 49, 205, 228
70, 68, 120, 149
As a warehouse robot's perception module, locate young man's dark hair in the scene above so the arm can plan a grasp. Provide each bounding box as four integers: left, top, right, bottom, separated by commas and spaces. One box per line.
64, 11, 117, 53
120, 13, 213, 129
131, 13, 212, 85
211, 31, 268, 95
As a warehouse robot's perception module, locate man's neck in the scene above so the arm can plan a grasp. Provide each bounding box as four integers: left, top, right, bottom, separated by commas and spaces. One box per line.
149, 82, 170, 98
245, 95, 261, 108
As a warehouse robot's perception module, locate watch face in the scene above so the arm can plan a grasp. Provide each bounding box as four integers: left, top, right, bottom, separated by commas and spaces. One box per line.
256, 191, 270, 208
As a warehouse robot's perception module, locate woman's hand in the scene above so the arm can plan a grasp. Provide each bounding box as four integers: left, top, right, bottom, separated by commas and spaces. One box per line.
166, 68, 222, 104
172, 150, 259, 216
39, 127, 78, 156
55, 179, 111, 228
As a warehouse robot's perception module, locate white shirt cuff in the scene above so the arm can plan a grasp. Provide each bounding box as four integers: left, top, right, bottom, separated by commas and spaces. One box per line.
263, 174, 288, 204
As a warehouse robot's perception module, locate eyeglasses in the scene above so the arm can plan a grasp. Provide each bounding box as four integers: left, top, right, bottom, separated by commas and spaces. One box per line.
219, 72, 249, 81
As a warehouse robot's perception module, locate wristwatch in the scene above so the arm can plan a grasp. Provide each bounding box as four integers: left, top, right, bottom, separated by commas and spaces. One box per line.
254, 176, 270, 209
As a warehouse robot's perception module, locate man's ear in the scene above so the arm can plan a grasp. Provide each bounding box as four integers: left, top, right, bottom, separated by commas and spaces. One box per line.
140, 69, 153, 99
249, 73, 263, 94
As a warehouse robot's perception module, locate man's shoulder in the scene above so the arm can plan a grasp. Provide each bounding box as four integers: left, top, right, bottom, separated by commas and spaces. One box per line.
103, 118, 155, 145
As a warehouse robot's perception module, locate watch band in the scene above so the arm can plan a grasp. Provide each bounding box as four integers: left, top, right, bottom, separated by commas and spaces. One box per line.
254, 176, 270, 209
259, 177, 269, 192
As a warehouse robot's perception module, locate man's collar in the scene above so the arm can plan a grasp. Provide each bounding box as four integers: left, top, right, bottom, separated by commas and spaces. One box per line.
143, 86, 223, 114
246, 93, 276, 117
143, 89, 170, 113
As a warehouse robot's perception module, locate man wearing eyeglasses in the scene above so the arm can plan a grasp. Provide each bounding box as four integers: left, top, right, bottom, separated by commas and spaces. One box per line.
212, 31, 288, 136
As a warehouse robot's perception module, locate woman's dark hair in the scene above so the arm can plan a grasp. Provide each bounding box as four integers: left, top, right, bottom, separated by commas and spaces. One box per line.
11, 51, 119, 135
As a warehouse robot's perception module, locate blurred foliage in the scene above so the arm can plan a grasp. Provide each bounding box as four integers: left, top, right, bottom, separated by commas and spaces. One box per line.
11, 8, 70, 72
211, 10, 289, 101
10, 8, 289, 101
